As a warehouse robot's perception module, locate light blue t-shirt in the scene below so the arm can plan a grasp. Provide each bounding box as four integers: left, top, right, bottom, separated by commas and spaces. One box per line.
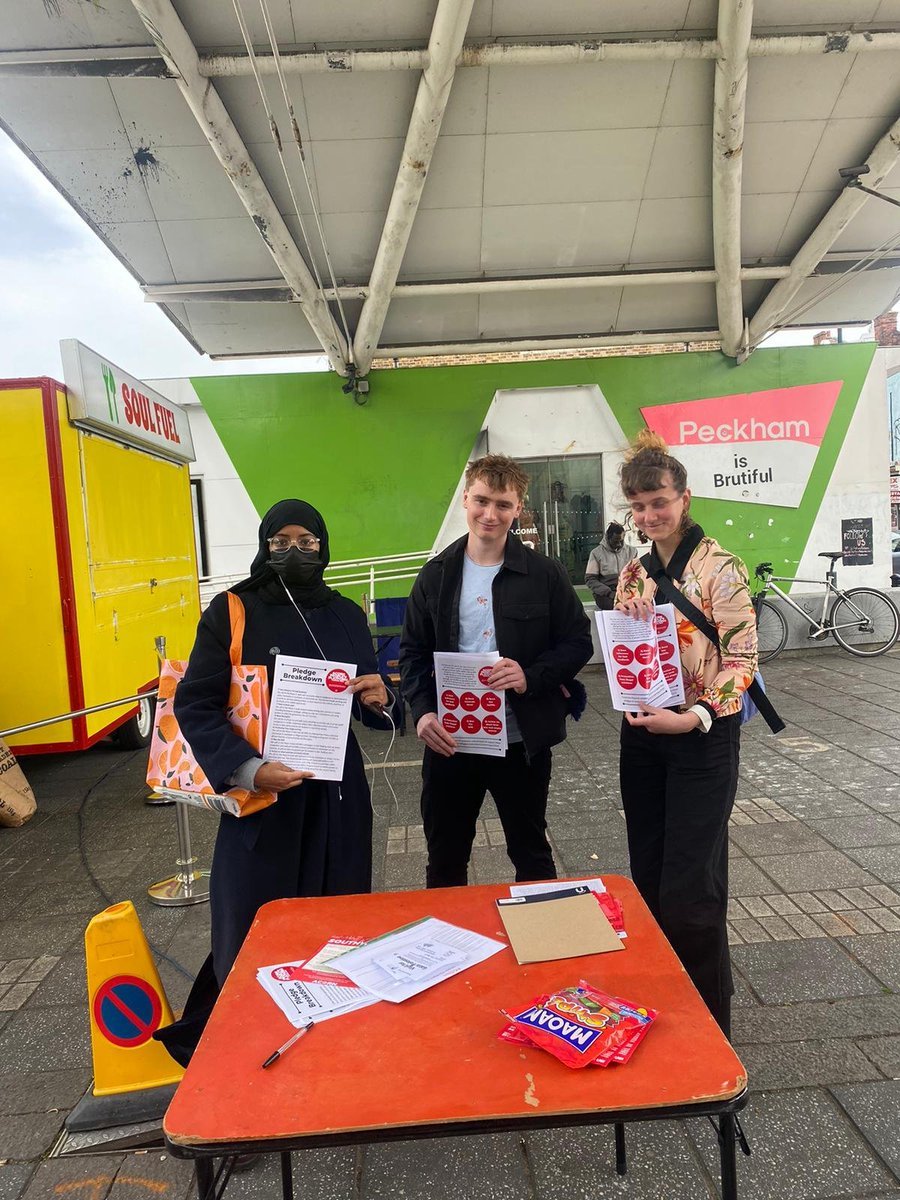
459, 555, 522, 743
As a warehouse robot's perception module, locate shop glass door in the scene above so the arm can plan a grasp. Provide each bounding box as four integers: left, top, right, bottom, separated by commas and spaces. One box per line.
514, 456, 605, 587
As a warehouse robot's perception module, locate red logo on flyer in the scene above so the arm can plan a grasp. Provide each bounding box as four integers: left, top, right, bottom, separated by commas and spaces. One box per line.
612, 644, 633, 665
441, 689, 460, 710
662, 662, 680, 685
460, 692, 479, 711
637, 667, 655, 688
616, 669, 637, 691
325, 669, 350, 693
461, 714, 482, 734
634, 643, 654, 665
658, 641, 674, 662
477, 666, 494, 685
442, 713, 460, 733
481, 691, 501, 712
653, 613, 669, 634
482, 714, 502, 735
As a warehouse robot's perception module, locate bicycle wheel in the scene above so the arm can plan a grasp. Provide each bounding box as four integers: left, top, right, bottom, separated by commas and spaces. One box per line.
829, 588, 900, 657
755, 597, 788, 664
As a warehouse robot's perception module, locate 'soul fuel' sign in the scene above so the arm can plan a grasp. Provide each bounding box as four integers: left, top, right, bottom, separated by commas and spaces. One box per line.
60, 338, 195, 464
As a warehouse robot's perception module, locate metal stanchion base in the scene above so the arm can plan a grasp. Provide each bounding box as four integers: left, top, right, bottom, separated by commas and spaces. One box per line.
148, 869, 211, 907
145, 791, 175, 807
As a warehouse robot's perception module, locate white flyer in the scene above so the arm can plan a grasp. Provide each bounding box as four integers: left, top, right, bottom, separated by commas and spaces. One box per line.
335, 916, 505, 1003
651, 604, 686, 706
433, 651, 507, 757
305, 936, 367, 972
263, 655, 356, 781
256, 958, 379, 1027
595, 609, 675, 711
510, 877, 607, 897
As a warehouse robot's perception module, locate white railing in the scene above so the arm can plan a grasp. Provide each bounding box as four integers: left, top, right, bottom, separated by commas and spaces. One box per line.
199, 549, 433, 615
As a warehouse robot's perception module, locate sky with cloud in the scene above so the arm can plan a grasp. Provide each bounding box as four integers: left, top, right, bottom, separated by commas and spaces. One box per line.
0, 130, 327, 383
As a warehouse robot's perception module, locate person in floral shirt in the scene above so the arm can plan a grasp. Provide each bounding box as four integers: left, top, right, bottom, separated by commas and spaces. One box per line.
614, 430, 758, 1040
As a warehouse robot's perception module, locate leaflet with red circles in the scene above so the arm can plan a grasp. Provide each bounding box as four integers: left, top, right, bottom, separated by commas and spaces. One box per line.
650, 604, 685, 705
263, 654, 356, 780
434, 651, 508, 757
594, 604, 684, 712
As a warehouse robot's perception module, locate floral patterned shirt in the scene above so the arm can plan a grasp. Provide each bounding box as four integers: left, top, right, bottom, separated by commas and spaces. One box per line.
615, 536, 758, 718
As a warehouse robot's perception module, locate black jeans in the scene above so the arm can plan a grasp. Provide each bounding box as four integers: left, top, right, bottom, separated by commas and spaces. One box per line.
620, 713, 740, 1033
421, 744, 556, 887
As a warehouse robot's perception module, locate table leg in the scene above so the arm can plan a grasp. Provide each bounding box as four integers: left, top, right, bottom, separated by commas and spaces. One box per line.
280, 1151, 293, 1200
614, 1122, 627, 1175
195, 1159, 215, 1200
718, 1113, 738, 1200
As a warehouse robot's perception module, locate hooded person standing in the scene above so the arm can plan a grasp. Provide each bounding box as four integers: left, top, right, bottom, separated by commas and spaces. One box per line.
169, 500, 393, 1029
584, 522, 631, 610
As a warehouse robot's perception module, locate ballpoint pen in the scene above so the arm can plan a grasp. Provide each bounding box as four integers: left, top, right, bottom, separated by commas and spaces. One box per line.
261, 1021, 314, 1069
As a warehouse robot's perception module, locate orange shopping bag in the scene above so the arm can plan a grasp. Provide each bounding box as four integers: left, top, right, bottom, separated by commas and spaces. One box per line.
146, 593, 275, 817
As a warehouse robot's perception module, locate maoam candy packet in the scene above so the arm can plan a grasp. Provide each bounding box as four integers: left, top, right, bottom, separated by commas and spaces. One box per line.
502, 982, 656, 1069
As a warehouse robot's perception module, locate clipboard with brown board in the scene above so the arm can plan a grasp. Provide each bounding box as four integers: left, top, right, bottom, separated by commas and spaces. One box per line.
496, 886, 624, 965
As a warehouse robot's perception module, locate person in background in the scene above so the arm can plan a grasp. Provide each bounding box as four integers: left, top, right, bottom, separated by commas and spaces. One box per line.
585, 521, 631, 610
400, 454, 593, 888
614, 431, 757, 1039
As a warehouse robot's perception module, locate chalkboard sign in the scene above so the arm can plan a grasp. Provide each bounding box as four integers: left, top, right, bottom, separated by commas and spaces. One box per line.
841, 517, 874, 567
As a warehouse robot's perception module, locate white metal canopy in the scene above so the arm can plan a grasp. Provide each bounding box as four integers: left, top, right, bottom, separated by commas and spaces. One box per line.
2, 0, 900, 375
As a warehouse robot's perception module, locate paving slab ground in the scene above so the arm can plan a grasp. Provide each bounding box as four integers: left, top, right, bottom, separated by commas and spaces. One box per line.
1, 648, 900, 1199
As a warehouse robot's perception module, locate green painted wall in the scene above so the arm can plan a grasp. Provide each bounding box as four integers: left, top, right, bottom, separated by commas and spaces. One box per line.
192, 342, 876, 594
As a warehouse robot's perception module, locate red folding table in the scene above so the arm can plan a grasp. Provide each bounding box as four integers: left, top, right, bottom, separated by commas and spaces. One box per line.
164, 877, 748, 1199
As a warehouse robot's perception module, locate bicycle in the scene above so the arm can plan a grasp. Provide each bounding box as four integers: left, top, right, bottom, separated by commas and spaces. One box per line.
753, 552, 900, 664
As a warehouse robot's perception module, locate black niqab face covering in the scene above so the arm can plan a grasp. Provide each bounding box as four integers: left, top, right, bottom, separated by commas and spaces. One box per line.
230, 499, 337, 608
268, 546, 324, 585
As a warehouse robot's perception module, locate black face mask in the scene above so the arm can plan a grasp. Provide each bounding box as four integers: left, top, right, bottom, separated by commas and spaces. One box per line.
268, 547, 324, 585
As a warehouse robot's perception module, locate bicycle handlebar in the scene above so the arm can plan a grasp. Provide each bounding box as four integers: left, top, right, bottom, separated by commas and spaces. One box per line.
755, 561, 772, 580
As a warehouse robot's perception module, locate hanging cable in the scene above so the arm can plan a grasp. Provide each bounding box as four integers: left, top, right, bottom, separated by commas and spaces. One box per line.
752, 228, 900, 351
256, 0, 356, 361
777, 231, 900, 329
230, 0, 348, 358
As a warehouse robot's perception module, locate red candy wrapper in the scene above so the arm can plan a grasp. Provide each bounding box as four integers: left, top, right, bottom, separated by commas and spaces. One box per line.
500, 981, 657, 1069
594, 892, 626, 936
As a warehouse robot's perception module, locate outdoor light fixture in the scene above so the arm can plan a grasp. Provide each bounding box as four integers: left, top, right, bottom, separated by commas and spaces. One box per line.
341, 370, 370, 404
838, 164, 900, 210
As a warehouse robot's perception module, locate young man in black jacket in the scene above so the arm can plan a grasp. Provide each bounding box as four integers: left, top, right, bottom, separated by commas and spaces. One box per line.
399, 455, 593, 887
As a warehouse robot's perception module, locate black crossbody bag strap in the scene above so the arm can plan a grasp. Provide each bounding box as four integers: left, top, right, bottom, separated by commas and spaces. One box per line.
641, 556, 785, 734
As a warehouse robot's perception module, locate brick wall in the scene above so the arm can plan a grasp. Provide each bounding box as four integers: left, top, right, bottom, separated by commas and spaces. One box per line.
370, 338, 722, 370
874, 311, 900, 347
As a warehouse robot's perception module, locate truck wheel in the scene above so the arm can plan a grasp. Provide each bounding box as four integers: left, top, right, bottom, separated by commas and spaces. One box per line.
112, 694, 156, 750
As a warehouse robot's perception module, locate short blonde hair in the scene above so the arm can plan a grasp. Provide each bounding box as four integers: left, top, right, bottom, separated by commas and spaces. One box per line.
465, 454, 529, 499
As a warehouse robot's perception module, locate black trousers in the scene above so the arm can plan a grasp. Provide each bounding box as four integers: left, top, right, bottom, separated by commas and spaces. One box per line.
421, 744, 556, 887
620, 713, 740, 1034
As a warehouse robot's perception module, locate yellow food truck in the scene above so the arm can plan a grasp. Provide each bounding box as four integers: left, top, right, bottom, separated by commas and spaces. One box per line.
1, 341, 200, 755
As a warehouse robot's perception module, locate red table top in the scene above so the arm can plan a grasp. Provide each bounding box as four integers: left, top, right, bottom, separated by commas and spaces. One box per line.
164, 877, 746, 1148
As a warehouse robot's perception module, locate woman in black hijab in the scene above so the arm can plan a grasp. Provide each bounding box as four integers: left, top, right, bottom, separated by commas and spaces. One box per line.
173, 499, 392, 990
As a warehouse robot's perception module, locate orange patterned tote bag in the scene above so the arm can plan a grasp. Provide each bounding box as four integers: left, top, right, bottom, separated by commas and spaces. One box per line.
146, 593, 275, 817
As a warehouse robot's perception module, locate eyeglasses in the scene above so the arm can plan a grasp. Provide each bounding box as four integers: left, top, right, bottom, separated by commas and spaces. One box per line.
268, 534, 320, 552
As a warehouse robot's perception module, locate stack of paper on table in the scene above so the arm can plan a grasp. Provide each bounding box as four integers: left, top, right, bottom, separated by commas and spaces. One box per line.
257, 936, 379, 1027
595, 604, 685, 711
497, 887, 624, 965
335, 916, 505, 1002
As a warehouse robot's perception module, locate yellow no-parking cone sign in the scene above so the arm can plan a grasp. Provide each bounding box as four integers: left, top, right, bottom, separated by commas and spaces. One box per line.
66, 900, 184, 1132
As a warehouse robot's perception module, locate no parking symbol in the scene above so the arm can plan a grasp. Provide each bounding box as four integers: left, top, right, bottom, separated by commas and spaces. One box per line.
93, 974, 163, 1048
